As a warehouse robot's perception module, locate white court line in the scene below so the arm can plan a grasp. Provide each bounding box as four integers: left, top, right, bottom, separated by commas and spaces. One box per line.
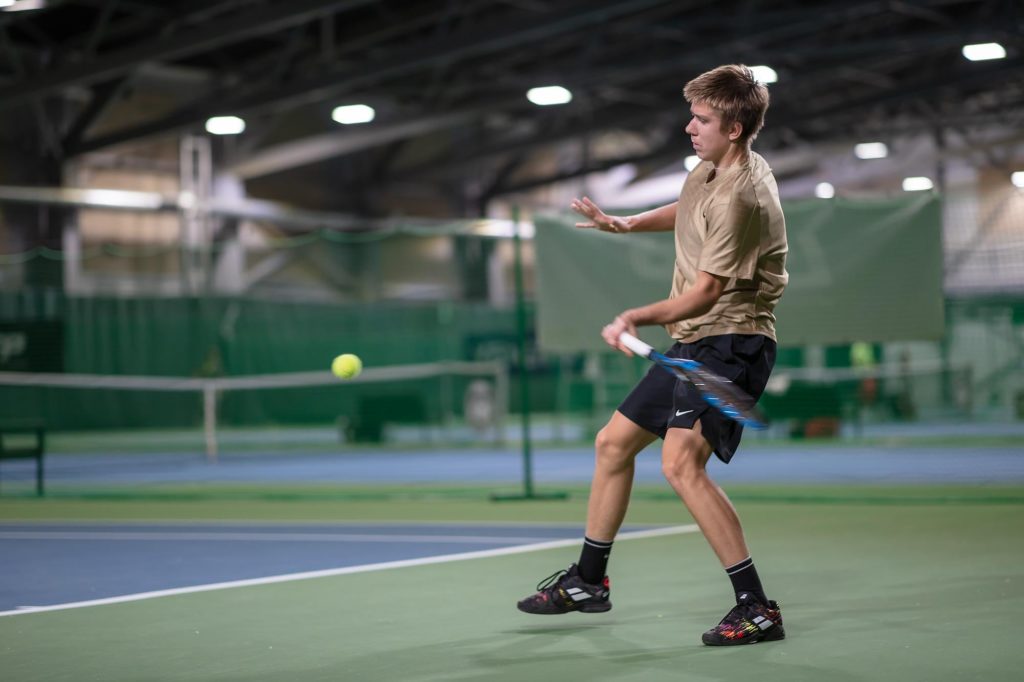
0, 524, 698, 618
0, 518, 608, 529
0, 531, 560, 544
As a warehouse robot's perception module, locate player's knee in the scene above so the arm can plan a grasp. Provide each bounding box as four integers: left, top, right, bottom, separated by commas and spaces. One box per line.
661, 447, 707, 488
594, 426, 635, 471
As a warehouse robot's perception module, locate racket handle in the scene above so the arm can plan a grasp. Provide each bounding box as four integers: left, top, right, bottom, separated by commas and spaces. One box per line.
618, 332, 654, 358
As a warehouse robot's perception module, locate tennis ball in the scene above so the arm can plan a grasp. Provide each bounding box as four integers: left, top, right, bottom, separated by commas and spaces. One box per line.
331, 353, 362, 379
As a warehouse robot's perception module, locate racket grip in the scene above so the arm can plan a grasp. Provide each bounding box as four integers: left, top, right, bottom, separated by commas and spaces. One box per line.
618, 332, 654, 358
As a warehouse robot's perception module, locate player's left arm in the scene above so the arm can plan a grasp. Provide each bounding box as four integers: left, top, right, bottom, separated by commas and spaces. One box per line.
601, 271, 727, 352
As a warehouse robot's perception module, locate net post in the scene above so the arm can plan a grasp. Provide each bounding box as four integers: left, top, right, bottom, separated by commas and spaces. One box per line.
513, 204, 533, 497
440, 364, 453, 434
494, 361, 509, 445
491, 205, 566, 502
202, 382, 218, 463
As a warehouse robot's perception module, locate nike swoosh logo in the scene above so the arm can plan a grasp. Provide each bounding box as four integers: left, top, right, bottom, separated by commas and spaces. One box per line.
675, 409, 694, 417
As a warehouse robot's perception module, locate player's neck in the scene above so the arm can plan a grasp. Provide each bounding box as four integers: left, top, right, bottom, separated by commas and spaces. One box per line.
712, 144, 749, 171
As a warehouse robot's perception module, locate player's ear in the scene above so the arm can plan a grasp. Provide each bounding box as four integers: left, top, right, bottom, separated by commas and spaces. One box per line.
728, 121, 744, 142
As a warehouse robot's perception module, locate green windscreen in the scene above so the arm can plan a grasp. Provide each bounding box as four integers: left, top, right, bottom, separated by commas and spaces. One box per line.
535, 194, 944, 351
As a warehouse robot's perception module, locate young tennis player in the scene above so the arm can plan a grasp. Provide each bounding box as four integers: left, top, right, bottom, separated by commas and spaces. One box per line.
516, 64, 789, 646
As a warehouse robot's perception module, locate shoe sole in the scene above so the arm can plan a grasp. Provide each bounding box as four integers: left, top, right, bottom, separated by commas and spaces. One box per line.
702, 628, 785, 646
516, 601, 612, 615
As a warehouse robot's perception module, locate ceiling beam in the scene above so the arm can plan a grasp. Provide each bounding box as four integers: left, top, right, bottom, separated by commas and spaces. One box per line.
391, 107, 661, 182
230, 110, 478, 179
0, 0, 377, 112
492, 147, 672, 197
796, 56, 1024, 125
69, 0, 677, 154
60, 76, 128, 152
221, 1, 967, 179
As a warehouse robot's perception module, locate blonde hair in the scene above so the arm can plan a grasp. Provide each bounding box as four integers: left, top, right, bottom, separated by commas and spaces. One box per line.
683, 64, 769, 145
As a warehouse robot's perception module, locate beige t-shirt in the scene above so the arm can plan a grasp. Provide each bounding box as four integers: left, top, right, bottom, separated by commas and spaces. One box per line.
666, 151, 788, 343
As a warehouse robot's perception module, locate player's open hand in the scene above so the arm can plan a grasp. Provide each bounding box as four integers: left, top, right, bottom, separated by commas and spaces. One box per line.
570, 197, 630, 233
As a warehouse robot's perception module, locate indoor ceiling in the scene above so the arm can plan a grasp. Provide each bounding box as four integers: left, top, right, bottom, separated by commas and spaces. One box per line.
0, 0, 1021, 216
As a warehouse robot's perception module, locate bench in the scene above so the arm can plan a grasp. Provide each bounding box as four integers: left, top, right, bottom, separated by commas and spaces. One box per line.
0, 421, 45, 496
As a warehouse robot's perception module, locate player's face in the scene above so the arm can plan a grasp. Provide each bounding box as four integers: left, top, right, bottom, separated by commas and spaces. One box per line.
685, 102, 736, 166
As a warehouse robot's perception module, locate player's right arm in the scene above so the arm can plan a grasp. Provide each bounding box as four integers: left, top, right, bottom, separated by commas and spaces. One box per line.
570, 197, 676, 233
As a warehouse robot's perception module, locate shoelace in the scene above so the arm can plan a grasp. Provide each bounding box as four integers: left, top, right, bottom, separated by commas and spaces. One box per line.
535, 569, 568, 592
719, 603, 748, 625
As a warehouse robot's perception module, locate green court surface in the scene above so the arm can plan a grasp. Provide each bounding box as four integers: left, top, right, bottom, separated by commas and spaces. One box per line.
2, 486, 1022, 681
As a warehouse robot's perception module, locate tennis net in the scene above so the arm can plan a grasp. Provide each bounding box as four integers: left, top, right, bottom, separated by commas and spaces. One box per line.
0, 360, 509, 460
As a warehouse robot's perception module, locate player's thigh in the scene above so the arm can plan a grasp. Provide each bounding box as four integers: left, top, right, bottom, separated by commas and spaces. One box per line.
594, 411, 658, 466
661, 422, 714, 480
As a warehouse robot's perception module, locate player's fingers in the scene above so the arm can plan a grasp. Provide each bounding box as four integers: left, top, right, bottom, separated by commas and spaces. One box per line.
570, 203, 594, 219
612, 337, 634, 356
575, 221, 596, 229
602, 323, 633, 355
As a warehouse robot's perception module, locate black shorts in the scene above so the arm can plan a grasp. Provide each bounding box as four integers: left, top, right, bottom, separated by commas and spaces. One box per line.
617, 334, 776, 463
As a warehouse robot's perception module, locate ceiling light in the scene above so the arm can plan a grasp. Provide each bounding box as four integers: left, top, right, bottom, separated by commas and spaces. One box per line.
815, 182, 835, 199
902, 176, 933, 192
332, 104, 376, 125
750, 65, 778, 84
1, 0, 47, 11
962, 42, 1006, 61
684, 155, 700, 172
526, 86, 572, 106
854, 142, 888, 160
1011, 172, 1024, 188
205, 116, 246, 135
85, 189, 164, 210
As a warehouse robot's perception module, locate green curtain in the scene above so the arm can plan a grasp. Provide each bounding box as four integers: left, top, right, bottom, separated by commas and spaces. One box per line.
535, 194, 944, 351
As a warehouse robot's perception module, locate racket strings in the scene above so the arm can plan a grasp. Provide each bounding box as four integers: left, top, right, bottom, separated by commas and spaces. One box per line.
659, 356, 766, 428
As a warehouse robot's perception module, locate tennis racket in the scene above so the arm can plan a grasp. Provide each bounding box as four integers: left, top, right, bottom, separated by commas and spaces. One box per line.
618, 332, 767, 429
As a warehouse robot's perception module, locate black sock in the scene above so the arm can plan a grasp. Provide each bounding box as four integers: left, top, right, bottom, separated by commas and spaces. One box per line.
578, 537, 613, 584
725, 556, 768, 604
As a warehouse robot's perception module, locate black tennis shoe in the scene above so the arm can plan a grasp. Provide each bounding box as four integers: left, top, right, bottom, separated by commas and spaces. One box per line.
516, 564, 612, 615
701, 592, 785, 645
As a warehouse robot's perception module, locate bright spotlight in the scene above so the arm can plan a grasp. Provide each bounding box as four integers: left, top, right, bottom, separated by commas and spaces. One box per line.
205, 116, 246, 135
750, 65, 778, 84
332, 104, 376, 125
962, 42, 1006, 61
526, 86, 572, 106
815, 182, 835, 199
902, 176, 934, 192
854, 142, 888, 160
0, 0, 48, 11
1011, 172, 1024, 188
684, 155, 700, 172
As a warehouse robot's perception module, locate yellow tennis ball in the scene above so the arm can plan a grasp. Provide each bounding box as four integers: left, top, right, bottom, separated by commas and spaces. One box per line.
331, 353, 362, 379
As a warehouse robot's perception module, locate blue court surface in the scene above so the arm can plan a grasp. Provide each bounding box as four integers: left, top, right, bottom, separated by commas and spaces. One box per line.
2, 437, 1021, 619
2, 443, 1023, 488
0, 521, 666, 614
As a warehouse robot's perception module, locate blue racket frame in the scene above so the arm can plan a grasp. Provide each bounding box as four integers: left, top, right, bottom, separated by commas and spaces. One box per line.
619, 333, 767, 430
